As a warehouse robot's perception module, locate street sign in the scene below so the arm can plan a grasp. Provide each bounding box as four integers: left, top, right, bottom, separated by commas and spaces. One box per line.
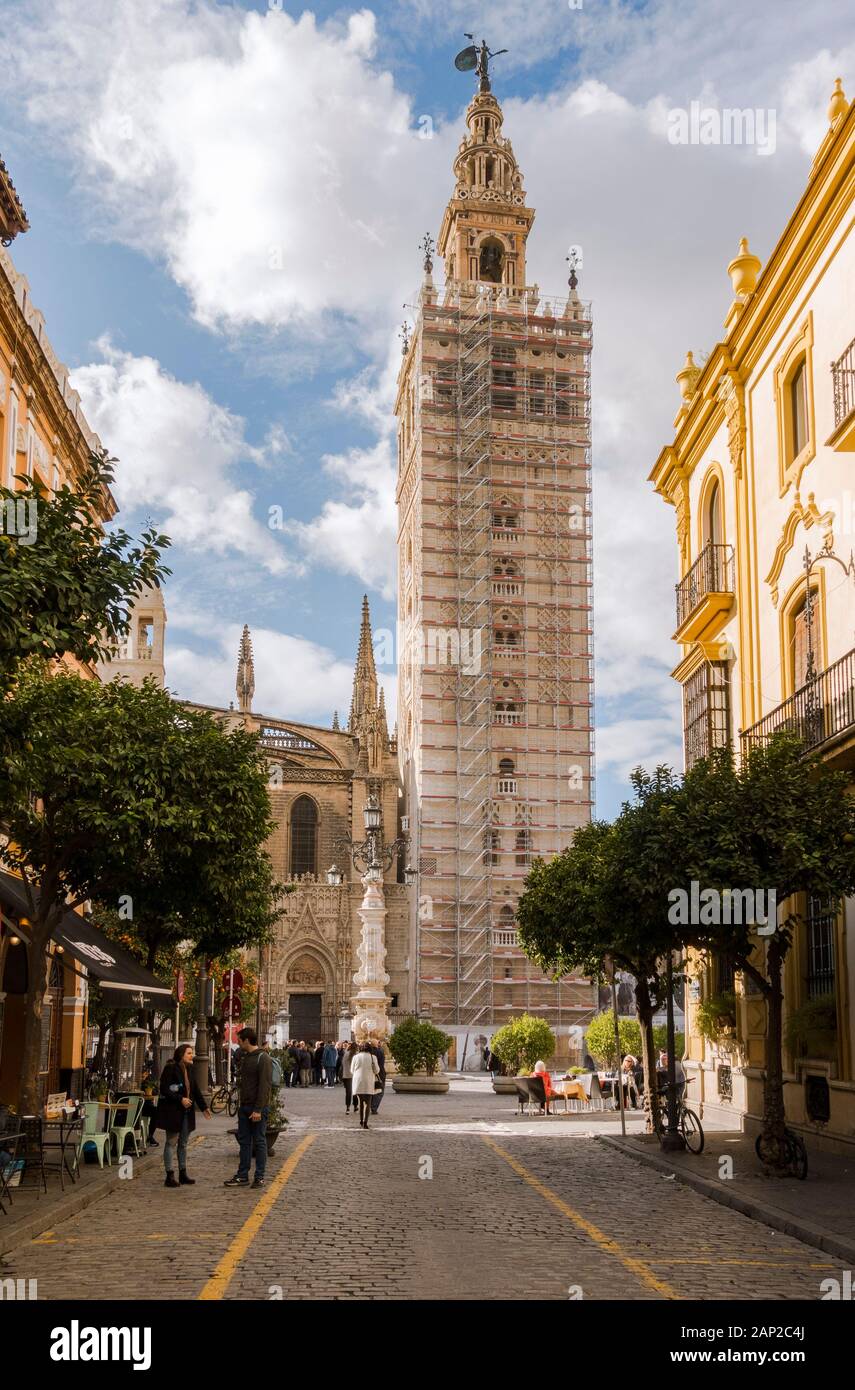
222, 968, 243, 993
222, 994, 242, 1020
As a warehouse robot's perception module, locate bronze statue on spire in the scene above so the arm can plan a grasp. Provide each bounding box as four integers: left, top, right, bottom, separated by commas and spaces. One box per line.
455, 35, 508, 93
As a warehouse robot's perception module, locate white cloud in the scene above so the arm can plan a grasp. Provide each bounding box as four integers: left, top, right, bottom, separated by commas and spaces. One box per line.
70, 340, 293, 574
292, 438, 398, 599
594, 715, 684, 784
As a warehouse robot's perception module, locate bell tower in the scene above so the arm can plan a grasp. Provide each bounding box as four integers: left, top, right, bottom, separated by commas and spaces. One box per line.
438, 88, 534, 293
396, 47, 596, 1044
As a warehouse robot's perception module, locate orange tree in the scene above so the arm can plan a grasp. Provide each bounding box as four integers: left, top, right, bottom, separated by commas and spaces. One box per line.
0, 666, 279, 1112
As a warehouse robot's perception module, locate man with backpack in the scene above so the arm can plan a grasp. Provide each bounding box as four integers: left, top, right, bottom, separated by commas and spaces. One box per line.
224, 1028, 273, 1189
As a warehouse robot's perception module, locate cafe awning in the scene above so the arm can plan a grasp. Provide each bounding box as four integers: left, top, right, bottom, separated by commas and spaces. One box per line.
0, 871, 174, 1010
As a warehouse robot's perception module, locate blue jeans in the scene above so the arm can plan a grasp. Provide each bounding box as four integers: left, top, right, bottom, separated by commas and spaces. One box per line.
163, 1114, 189, 1173
237, 1104, 268, 1180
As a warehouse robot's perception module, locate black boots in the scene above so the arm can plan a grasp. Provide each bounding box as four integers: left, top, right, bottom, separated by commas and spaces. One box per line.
164, 1172, 179, 1188
179, 1170, 195, 1185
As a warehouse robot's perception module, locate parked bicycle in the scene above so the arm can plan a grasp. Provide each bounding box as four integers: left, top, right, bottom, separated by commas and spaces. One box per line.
209, 1078, 239, 1117
652, 1077, 705, 1154
754, 1127, 808, 1180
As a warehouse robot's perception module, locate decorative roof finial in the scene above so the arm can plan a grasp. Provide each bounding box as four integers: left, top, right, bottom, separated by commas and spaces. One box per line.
421, 232, 435, 276
566, 247, 581, 293
236, 624, 255, 714
399, 319, 410, 356
332, 710, 341, 731
828, 77, 848, 126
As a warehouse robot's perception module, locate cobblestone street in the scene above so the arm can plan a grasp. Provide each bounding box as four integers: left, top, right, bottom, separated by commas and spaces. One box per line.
1, 1082, 846, 1302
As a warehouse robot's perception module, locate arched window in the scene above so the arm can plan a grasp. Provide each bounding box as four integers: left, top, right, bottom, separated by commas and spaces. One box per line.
479, 237, 504, 284
290, 796, 318, 878
790, 360, 808, 462
792, 589, 822, 690
704, 479, 722, 547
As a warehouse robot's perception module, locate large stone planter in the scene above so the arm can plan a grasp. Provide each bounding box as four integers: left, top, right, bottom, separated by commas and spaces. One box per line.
492, 1077, 519, 1094
391, 1073, 449, 1094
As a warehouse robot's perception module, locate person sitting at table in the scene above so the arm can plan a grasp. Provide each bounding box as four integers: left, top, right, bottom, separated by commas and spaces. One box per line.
532, 1060, 555, 1114
619, 1054, 640, 1110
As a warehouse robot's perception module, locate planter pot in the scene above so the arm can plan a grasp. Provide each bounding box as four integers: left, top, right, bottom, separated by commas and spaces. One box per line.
391, 1073, 449, 1094
491, 1077, 519, 1094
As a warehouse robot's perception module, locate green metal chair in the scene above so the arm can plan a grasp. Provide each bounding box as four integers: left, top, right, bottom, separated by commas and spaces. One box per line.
79, 1102, 112, 1168
109, 1095, 143, 1160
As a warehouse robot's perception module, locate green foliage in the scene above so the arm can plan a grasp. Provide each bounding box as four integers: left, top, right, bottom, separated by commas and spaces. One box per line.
585, 1011, 641, 1068
652, 1024, 685, 1056
784, 995, 837, 1059
0, 665, 281, 1111
694, 992, 737, 1044
0, 449, 169, 690
489, 1014, 556, 1074
388, 1017, 453, 1075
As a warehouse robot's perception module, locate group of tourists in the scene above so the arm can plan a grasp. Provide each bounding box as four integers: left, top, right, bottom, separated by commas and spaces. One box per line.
279, 1040, 347, 1089
276, 1040, 387, 1124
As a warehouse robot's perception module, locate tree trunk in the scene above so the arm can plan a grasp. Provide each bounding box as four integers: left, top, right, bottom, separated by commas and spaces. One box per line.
634, 976, 658, 1134
760, 937, 788, 1168
18, 934, 51, 1115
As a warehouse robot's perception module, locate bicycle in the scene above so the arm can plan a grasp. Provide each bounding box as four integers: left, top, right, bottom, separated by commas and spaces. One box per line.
651, 1078, 705, 1154
754, 1127, 808, 1180
210, 1079, 240, 1117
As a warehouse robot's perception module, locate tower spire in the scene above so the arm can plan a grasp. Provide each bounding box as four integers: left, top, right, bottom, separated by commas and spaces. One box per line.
348, 595, 378, 732
236, 624, 255, 714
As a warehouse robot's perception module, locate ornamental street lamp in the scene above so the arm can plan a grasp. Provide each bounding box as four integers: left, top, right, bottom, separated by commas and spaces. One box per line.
328, 788, 414, 1041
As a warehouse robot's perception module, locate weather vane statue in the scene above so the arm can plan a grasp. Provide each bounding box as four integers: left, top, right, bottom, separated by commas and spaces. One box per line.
454, 34, 508, 93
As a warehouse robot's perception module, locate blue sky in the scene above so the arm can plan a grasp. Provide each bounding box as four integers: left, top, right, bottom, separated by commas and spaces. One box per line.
1, 0, 853, 818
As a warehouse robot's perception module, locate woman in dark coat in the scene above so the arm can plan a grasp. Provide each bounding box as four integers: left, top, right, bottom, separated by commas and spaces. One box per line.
154, 1044, 211, 1188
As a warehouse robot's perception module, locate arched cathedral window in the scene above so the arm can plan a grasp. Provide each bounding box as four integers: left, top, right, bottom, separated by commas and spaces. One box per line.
290, 796, 318, 878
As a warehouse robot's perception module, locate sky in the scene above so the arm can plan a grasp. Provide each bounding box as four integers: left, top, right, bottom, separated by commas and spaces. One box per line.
1, 0, 853, 818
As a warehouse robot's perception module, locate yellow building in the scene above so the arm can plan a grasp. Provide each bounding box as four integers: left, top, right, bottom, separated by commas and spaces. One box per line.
0, 151, 117, 1105
650, 81, 855, 1152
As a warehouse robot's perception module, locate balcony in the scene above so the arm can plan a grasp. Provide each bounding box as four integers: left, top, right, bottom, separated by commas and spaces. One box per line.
674, 542, 735, 643
492, 929, 519, 948
741, 646, 855, 770
828, 334, 855, 450
492, 579, 523, 598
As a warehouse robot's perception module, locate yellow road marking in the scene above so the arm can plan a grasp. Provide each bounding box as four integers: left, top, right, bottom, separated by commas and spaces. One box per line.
483, 1138, 681, 1301
198, 1135, 316, 1300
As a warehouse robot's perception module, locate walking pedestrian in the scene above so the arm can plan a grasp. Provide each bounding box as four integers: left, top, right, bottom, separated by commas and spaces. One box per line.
341, 1040, 359, 1114
224, 1028, 272, 1189
368, 1040, 386, 1116
154, 1044, 211, 1188
351, 1043, 380, 1129
322, 1040, 338, 1086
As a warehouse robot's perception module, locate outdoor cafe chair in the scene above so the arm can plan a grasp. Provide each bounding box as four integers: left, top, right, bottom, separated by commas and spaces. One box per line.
110, 1094, 143, 1160
18, 1116, 48, 1196
79, 1101, 112, 1169
0, 1128, 24, 1214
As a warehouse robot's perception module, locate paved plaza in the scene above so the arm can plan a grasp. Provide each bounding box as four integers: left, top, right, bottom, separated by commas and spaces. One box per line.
1, 1079, 846, 1302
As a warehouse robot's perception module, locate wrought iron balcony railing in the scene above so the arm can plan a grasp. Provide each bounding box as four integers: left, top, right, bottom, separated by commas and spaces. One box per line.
832, 334, 855, 430
741, 646, 855, 756
676, 542, 735, 632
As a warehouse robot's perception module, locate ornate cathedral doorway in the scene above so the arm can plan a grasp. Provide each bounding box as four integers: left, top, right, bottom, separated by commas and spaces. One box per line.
289, 993, 322, 1041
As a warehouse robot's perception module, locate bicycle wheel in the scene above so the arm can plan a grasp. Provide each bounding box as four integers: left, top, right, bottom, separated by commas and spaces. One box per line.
210, 1088, 227, 1115
680, 1106, 705, 1154
785, 1131, 808, 1181
227, 1090, 239, 1118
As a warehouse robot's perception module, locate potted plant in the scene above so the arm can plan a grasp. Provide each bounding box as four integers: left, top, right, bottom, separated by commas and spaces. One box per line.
785, 994, 837, 1061
389, 1018, 453, 1093
695, 990, 738, 1044
489, 1014, 557, 1093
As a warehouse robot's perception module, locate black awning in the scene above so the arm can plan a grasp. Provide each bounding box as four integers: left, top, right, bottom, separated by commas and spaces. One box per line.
0, 871, 174, 1010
